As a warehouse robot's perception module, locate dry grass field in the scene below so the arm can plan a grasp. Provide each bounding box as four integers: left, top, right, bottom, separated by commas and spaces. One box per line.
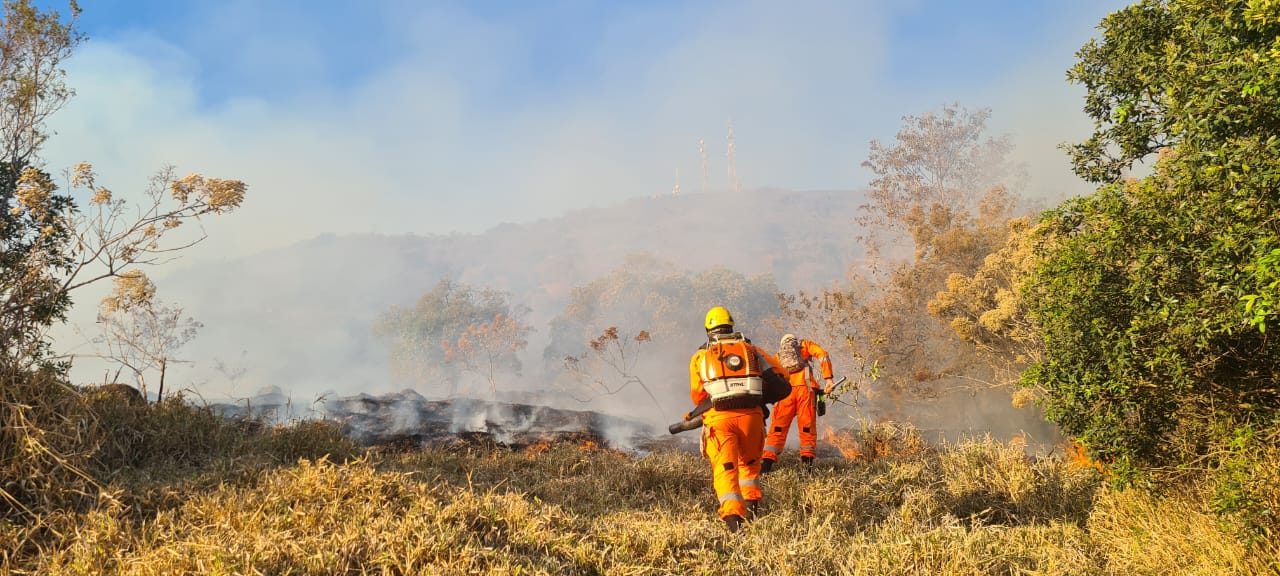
2, 395, 1277, 575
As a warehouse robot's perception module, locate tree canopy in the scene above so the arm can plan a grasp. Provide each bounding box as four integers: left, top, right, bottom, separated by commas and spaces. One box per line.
1027, 0, 1280, 477
374, 278, 530, 397
840, 105, 1027, 401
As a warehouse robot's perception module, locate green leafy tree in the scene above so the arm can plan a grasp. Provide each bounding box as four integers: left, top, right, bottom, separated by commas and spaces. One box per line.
1029, 0, 1280, 478
374, 278, 528, 397
0, 0, 81, 365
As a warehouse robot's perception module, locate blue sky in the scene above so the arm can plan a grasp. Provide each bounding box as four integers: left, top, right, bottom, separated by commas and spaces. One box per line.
42, 0, 1129, 260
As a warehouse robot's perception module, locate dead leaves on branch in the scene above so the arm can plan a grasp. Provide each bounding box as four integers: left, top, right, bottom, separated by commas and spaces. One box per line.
98, 270, 155, 314
1, 161, 244, 363
561, 326, 665, 418
61, 162, 247, 299
441, 313, 531, 399
168, 173, 246, 213
586, 326, 650, 353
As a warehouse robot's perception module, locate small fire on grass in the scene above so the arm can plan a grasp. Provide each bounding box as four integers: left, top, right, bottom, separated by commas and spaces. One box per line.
1063, 438, 1107, 474
822, 424, 863, 460
525, 440, 553, 460
522, 434, 604, 460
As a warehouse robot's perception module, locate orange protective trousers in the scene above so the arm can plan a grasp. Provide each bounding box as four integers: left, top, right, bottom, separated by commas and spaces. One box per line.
701, 408, 764, 519
763, 370, 818, 460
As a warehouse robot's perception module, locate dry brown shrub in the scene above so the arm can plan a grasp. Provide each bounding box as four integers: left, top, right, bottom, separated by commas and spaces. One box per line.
0, 366, 99, 523
849, 419, 931, 463
938, 435, 1099, 526
85, 383, 144, 406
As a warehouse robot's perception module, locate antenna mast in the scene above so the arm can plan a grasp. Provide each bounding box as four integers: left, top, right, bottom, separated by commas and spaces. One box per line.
699, 138, 708, 194
726, 117, 740, 193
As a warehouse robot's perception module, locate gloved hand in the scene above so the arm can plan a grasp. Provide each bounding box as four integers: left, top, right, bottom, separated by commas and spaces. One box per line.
823, 378, 835, 395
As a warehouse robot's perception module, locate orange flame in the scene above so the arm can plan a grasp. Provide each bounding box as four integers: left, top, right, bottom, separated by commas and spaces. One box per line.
579, 440, 597, 451
525, 440, 552, 460
1063, 438, 1106, 474
822, 424, 863, 460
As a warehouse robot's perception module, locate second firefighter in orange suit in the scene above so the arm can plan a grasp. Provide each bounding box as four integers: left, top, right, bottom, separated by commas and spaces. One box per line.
689, 306, 787, 532
762, 334, 834, 471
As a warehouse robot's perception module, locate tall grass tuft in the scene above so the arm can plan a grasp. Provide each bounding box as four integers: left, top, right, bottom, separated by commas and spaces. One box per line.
1, 367, 100, 522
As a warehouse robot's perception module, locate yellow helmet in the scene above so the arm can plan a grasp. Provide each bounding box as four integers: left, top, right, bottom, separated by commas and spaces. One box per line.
704, 306, 734, 331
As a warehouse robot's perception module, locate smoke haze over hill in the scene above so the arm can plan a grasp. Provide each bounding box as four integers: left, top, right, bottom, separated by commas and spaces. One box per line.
143, 188, 864, 401
37, 0, 1128, 448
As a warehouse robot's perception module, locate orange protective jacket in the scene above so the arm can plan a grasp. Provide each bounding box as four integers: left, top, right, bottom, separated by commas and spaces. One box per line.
689, 340, 785, 520
795, 339, 833, 386
764, 339, 833, 461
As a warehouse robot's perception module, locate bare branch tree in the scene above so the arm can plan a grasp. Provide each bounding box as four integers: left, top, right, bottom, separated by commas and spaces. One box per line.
61, 164, 246, 293
94, 274, 201, 403
2, 163, 244, 367
0, 0, 82, 172
561, 327, 666, 419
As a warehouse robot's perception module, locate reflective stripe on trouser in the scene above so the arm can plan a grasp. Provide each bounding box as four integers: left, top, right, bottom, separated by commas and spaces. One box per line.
764, 375, 819, 459
702, 410, 764, 519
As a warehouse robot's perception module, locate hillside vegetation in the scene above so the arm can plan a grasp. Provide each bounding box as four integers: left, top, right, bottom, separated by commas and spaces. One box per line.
150, 188, 864, 400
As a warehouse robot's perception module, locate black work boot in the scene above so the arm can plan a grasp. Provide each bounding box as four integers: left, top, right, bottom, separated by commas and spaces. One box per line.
760, 458, 775, 474
801, 456, 814, 467
747, 500, 760, 519
724, 514, 744, 533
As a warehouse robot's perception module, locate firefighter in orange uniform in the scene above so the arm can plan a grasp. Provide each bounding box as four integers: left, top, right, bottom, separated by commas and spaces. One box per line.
760, 333, 834, 472
689, 306, 787, 532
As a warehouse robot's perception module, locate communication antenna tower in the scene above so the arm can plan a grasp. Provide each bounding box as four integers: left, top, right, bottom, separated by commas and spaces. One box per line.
726, 117, 740, 193
673, 167, 681, 196
699, 138, 708, 194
